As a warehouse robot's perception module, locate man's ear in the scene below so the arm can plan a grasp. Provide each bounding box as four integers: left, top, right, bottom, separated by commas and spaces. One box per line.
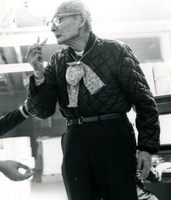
79, 12, 87, 27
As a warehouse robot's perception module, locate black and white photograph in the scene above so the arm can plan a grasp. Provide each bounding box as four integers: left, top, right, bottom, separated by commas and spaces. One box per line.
0, 0, 171, 199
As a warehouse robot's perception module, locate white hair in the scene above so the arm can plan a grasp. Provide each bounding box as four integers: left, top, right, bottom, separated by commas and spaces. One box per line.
57, 0, 92, 32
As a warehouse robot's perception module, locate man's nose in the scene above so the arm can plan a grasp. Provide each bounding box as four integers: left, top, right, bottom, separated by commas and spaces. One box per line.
51, 24, 58, 32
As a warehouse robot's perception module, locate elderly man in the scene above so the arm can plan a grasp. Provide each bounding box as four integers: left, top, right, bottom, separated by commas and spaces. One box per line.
26, 0, 160, 199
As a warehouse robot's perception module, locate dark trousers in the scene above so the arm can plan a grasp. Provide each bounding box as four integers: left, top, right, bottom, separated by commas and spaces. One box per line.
61, 116, 138, 200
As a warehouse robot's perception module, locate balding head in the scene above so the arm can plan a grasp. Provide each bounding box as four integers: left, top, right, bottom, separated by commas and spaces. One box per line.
56, 0, 92, 32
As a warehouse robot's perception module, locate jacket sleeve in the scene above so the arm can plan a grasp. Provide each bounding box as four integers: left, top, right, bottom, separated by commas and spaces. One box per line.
118, 44, 160, 154
26, 54, 58, 119
0, 106, 28, 136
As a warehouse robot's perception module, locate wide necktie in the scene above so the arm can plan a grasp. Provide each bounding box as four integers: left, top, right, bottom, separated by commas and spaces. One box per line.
66, 61, 105, 107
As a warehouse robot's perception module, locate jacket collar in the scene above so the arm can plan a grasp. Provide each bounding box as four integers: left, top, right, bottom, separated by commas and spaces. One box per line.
83, 31, 96, 54
68, 32, 96, 60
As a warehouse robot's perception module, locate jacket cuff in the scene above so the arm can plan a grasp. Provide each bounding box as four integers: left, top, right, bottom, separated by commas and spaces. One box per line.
19, 105, 29, 118
34, 71, 45, 86
29, 75, 46, 95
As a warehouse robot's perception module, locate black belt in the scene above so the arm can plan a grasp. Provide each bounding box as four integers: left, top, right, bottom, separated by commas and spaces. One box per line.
66, 113, 126, 126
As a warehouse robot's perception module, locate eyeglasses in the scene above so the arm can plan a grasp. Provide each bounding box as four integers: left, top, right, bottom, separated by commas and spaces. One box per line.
47, 12, 81, 27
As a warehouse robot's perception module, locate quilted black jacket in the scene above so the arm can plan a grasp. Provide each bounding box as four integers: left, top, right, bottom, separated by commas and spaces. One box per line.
27, 32, 160, 154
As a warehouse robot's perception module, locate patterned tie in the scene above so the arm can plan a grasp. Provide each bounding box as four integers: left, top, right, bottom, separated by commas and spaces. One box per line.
66, 61, 105, 107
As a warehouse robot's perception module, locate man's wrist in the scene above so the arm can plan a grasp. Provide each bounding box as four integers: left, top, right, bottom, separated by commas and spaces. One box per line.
138, 150, 151, 156
34, 71, 45, 80
34, 71, 45, 86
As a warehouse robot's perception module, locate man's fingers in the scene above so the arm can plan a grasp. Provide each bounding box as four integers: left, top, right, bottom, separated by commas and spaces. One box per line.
137, 158, 142, 171
40, 38, 48, 47
34, 53, 43, 62
25, 37, 47, 67
25, 45, 40, 60
16, 171, 34, 181
25, 168, 34, 176
34, 38, 48, 50
138, 160, 151, 179
25, 38, 47, 61
28, 44, 42, 52
36, 36, 40, 44
28, 37, 47, 52
22, 168, 34, 179
26, 49, 42, 63
139, 167, 150, 179
16, 167, 34, 181
18, 163, 29, 170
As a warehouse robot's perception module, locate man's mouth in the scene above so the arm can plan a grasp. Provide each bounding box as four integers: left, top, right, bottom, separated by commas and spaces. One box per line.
55, 35, 62, 39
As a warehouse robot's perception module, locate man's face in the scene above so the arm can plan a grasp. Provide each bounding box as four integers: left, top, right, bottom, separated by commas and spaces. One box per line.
51, 8, 81, 45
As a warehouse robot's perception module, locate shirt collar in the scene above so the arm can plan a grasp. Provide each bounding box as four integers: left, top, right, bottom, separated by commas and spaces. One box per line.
68, 31, 96, 59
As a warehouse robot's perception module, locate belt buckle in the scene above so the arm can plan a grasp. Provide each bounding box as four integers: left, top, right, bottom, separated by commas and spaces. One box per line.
78, 116, 83, 125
